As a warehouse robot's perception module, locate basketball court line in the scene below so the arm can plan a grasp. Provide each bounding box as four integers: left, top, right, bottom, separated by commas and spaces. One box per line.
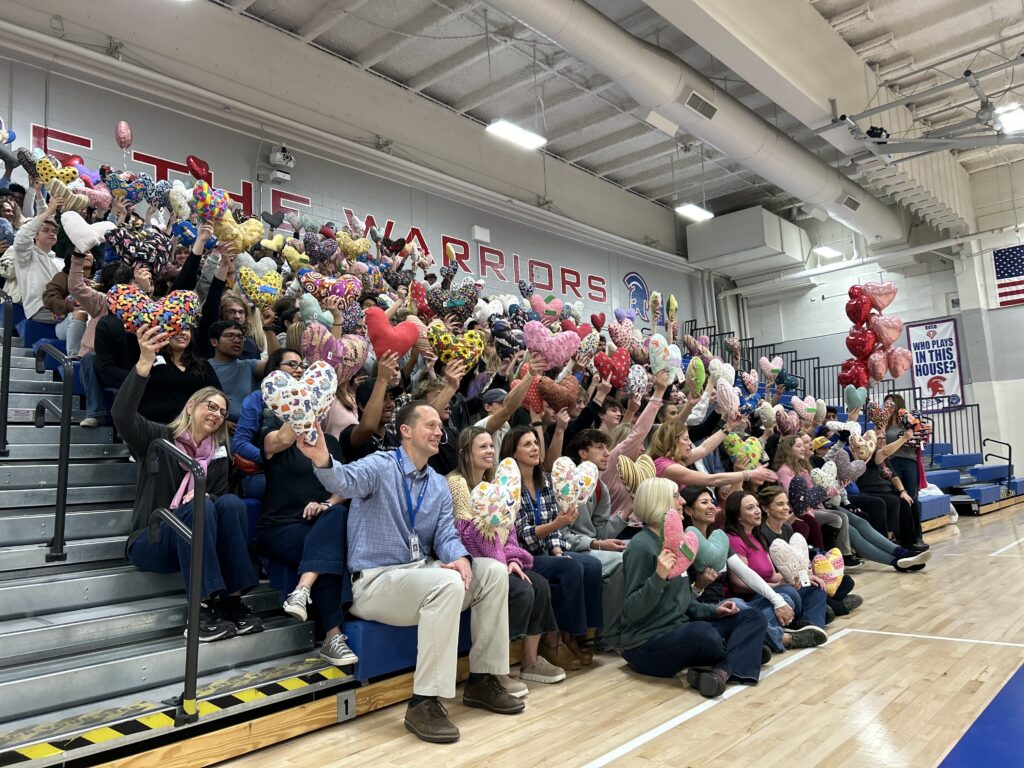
989, 536, 1024, 556
583, 626, 1024, 767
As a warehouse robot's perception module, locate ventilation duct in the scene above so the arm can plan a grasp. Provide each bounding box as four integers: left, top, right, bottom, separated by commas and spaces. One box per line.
483, 0, 907, 244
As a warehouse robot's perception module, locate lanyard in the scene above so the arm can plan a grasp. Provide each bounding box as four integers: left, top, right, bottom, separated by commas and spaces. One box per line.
527, 485, 543, 527
393, 452, 428, 529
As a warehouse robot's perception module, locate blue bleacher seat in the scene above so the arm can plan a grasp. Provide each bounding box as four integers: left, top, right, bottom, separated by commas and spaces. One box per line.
928, 442, 953, 457
934, 452, 984, 469
18, 318, 59, 347
343, 613, 472, 683
961, 484, 1002, 505
926, 469, 961, 489
1008, 478, 1024, 496
919, 494, 951, 521
31, 337, 65, 371
969, 465, 1011, 483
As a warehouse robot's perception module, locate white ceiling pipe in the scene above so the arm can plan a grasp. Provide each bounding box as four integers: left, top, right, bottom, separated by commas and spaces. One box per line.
483, 0, 907, 244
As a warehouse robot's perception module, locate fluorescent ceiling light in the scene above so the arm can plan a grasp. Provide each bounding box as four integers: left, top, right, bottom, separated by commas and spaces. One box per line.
813, 245, 843, 259
996, 103, 1024, 133
485, 120, 547, 150
675, 203, 714, 222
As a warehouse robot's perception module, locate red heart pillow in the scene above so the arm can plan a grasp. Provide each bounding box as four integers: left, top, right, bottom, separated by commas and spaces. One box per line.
593, 347, 630, 388
537, 375, 580, 412
365, 306, 420, 358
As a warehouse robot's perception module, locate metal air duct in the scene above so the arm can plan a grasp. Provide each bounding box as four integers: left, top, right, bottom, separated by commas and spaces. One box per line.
484, 0, 907, 244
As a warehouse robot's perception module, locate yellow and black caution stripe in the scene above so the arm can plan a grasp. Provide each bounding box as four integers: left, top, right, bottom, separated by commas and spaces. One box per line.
0, 666, 347, 765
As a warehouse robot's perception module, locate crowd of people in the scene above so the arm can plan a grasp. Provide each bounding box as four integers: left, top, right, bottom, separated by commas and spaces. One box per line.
0, 154, 933, 744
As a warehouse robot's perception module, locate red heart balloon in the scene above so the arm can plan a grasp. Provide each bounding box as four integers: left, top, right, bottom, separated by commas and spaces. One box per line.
365, 306, 420, 358
848, 285, 865, 299
845, 295, 872, 327
837, 358, 869, 389
845, 327, 877, 360
186, 155, 211, 183
590, 312, 605, 332
593, 348, 630, 388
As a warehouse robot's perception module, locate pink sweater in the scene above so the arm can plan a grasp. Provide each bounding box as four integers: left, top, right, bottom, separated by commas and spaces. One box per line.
602, 395, 661, 523
68, 256, 109, 356
447, 474, 533, 569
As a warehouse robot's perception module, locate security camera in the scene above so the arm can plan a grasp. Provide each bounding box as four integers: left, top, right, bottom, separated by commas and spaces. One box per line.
270, 145, 295, 170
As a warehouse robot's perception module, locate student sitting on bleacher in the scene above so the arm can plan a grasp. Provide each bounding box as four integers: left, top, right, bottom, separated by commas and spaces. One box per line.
114, 325, 261, 642
41, 242, 93, 358
206, 320, 275, 423
296, 402, 524, 744
10, 194, 61, 322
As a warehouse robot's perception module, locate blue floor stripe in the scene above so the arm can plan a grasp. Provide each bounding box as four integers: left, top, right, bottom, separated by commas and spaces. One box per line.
941, 662, 1024, 766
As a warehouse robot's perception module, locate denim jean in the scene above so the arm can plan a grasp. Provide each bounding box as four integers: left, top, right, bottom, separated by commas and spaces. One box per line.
54, 314, 86, 357
79, 353, 108, 421
530, 552, 604, 635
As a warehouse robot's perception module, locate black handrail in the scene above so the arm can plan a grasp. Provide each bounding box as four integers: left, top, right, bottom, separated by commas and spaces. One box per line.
983, 437, 1014, 493
34, 343, 74, 562
0, 289, 12, 456
146, 438, 207, 727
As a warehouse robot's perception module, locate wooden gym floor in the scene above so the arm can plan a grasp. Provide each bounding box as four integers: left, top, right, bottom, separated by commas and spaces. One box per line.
218, 503, 1024, 768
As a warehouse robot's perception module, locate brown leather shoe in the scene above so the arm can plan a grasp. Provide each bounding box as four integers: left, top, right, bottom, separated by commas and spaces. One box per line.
404, 698, 460, 743
462, 674, 526, 714
567, 637, 594, 666
539, 641, 581, 671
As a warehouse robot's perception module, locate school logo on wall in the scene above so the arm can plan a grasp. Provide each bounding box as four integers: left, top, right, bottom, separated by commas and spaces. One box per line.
623, 272, 650, 322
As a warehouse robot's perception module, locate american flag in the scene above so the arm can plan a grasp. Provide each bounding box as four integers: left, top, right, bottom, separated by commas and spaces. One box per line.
994, 245, 1024, 307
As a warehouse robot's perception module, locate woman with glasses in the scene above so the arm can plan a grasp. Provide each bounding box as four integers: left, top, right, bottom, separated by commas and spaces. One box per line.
114, 325, 261, 643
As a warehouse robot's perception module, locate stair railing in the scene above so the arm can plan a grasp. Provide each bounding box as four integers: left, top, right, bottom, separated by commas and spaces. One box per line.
34, 342, 74, 562
983, 438, 1014, 494
0, 289, 12, 456
146, 438, 207, 727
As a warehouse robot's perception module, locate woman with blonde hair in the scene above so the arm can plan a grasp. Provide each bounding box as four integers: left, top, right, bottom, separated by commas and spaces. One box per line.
220, 290, 268, 359
114, 325, 260, 643
621, 477, 767, 697
646, 419, 777, 490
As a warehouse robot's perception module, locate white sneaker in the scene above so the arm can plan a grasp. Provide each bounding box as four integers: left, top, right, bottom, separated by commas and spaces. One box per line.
79, 417, 102, 428
519, 656, 567, 684
282, 585, 311, 621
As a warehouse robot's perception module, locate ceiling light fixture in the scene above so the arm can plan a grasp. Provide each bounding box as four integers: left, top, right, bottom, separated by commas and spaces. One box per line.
485, 119, 548, 150
813, 245, 844, 259
996, 103, 1024, 133
675, 203, 714, 222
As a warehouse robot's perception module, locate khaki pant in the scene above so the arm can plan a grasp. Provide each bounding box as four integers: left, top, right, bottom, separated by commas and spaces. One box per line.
350, 557, 510, 698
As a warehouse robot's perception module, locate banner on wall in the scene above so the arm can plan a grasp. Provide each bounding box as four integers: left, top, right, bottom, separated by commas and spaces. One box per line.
906, 319, 964, 408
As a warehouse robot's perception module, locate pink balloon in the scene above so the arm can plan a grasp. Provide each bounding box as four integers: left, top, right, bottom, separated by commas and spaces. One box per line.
887, 347, 912, 378
115, 120, 133, 150
866, 347, 888, 382
869, 313, 904, 348
861, 281, 898, 312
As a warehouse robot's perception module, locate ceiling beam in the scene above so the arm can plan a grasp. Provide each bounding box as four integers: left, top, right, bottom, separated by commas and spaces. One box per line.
356, 0, 481, 70
504, 77, 616, 123
231, 0, 259, 11
646, 169, 760, 201
407, 28, 517, 92
454, 56, 572, 113
296, 0, 374, 42
560, 125, 650, 163
589, 141, 679, 176
545, 107, 634, 144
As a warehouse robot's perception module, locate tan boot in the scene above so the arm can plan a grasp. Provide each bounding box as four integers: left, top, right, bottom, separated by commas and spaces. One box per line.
539, 641, 581, 671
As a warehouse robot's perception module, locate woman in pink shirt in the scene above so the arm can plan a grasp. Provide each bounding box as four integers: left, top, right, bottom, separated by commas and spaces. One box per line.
647, 419, 776, 493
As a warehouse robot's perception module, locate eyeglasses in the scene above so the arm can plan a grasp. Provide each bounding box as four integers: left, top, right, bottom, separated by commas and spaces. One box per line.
279, 360, 303, 370
201, 400, 228, 418
219, 332, 244, 341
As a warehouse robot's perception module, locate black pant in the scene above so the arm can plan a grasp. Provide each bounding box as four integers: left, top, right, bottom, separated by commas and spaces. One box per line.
857, 488, 918, 545
508, 570, 558, 639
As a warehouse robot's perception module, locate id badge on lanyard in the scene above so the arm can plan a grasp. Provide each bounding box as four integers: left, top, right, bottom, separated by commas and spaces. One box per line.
394, 452, 428, 562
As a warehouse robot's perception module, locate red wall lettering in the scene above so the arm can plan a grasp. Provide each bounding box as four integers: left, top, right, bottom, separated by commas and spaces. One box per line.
512, 253, 521, 283
587, 275, 607, 303
271, 189, 311, 215
561, 268, 582, 298
405, 226, 429, 255
224, 180, 254, 215
30, 125, 92, 166
528, 260, 553, 291
361, 215, 395, 240
442, 235, 471, 272
131, 151, 189, 182
479, 246, 506, 281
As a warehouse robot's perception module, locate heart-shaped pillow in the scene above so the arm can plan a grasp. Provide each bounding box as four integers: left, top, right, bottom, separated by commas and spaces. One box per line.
843, 384, 868, 411
104, 225, 173, 270
661, 510, 699, 578
302, 323, 369, 380
299, 293, 334, 328
36, 157, 79, 185
590, 312, 605, 331
607, 318, 636, 351
812, 548, 845, 596
684, 357, 706, 398
426, 321, 485, 368
523, 320, 581, 369
238, 266, 282, 310
409, 281, 435, 321
754, 400, 776, 428
866, 401, 895, 428
707, 359, 736, 391
825, 419, 862, 436
573, 331, 601, 368
723, 433, 763, 470
687, 526, 729, 572
530, 294, 563, 324
715, 380, 741, 418
833, 449, 867, 484
788, 475, 829, 515
593, 348, 630, 388
365, 306, 420, 358
261, 361, 337, 445
60, 211, 114, 253
107, 284, 199, 336
647, 334, 683, 384
849, 429, 878, 461
760, 356, 784, 379
810, 460, 838, 496
791, 395, 818, 423
426, 280, 480, 325
774, 407, 800, 436
46, 178, 88, 213
551, 457, 600, 513
463, 458, 522, 545
616, 454, 657, 495
740, 369, 759, 394
613, 308, 635, 323
511, 375, 545, 414
260, 234, 285, 252
768, 532, 811, 587
537, 375, 581, 413
625, 365, 652, 398
236, 253, 279, 277
192, 180, 230, 223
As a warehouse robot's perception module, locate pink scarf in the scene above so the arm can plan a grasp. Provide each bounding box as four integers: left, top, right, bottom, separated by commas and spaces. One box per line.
170, 430, 218, 509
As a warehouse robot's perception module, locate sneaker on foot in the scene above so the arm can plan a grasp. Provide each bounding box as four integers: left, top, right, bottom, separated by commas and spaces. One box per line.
761, 643, 772, 665
497, 674, 529, 698
462, 674, 526, 714
219, 597, 264, 635
842, 594, 864, 612
824, 605, 836, 624
895, 549, 932, 571
79, 416, 102, 428
282, 585, 311, 622
519, 656, 566, 684
320, 633, 358, 666
405, 698, 460, 744
685, 667, 728, 698
784, 625, 828, 649
184, 602, 236, 643
842, 554, 863, 569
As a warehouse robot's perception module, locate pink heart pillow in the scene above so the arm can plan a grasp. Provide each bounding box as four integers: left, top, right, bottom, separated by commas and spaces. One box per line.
741, 369, 759, 394
791, 395, 818, 422
661, 509, 699, 578
715, 379, 740, 418
759, 355, 783, 379
302, 323, 369, 380
523, 320, 581, 369
607, 319, 635, 350
530, 294, 563, 324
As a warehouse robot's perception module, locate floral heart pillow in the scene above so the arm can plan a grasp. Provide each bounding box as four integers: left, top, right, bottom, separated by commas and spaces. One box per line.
464, 458, 522, 544
551, 456, 599, 513
661, 509, 699, 578
301, 323, 369, 380
523, 320, 581, 369
593, 348, 630, 388
723, 433, 763, 470
537, 375, 580, 413
426, 321, 485, 368
238, 266, 282, 310
573, 331, 601, 368
812, 548, 844, 596
687, 527, 729, 572
616, 454, 657, 495
625, 364, 652, 398
261, 361, 337, 445
768, 532, 811, 587
810, 460, 838, 496
648, 334, 683, 384
607, 318, 636, 351
107, 284, 198, 336
849, 429, 878, 461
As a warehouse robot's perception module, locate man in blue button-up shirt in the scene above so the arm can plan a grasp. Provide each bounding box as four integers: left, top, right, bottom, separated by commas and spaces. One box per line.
299, 400, 524, 743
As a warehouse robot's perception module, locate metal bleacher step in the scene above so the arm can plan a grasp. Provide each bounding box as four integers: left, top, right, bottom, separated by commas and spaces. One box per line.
0, 536, 129, 573
0, 462, 137, 490
5, 367, 54, 382
0, 378, 62, 394
0, 617, 314, 723
0, 566, 182, 620
4, 356, 37, 369
0, 587, 283, 669
6, 406, 87, 425
0, 506, 132, 546
2, 442, 129, 460
5, 425, 113, 444
0, 484, 137, 508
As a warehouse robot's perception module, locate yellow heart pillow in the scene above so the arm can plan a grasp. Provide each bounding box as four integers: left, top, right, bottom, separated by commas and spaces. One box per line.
261, 233, 284, 252
811, 547, 845, 597
238, 266, 283, 310
617, 454, 657, 495
426, 320, 484, 368
36, 158, 79, 185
